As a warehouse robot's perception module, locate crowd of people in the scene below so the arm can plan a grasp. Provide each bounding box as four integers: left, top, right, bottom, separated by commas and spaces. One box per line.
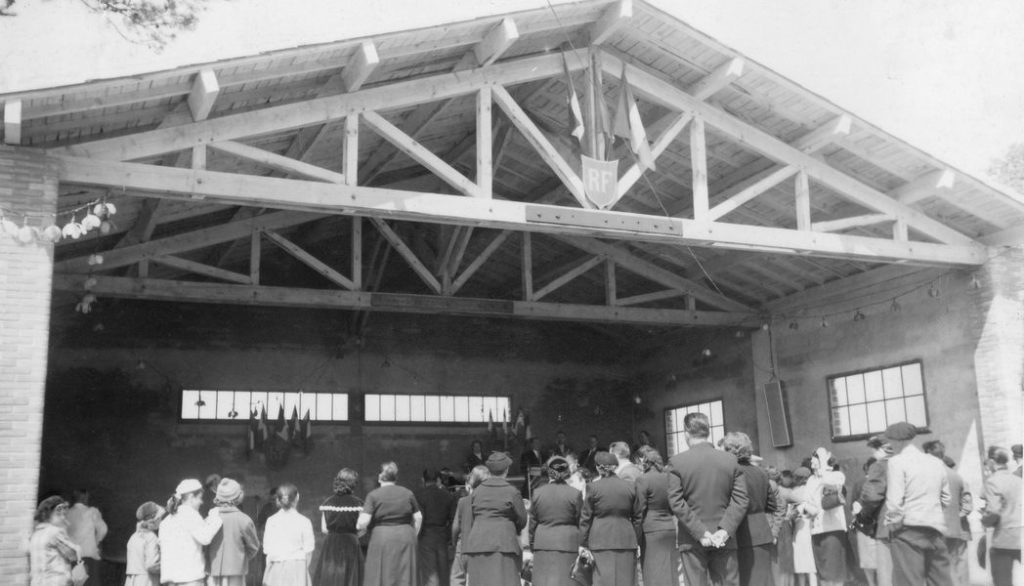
26, 415, 1022, 586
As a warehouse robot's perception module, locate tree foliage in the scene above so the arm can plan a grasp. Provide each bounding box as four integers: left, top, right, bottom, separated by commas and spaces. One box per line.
79, 0, 209, 49
988, 143, 1024, 195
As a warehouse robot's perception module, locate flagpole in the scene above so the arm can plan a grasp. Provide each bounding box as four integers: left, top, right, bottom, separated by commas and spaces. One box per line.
585, 48, 598, 159
593, 50, 608, 160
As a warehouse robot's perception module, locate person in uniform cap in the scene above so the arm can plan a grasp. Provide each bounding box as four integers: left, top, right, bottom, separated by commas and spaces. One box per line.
580, 451, 642, 586
883, 422, 953, 586
463, 452, 528, 586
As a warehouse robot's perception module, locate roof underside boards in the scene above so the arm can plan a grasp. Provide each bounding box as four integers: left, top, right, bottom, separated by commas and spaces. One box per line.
8, 0, 1020, 329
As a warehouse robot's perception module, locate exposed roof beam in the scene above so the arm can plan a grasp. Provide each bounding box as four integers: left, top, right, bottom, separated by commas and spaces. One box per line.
451, 229, 511, 295
765, 264, 944, 314
891, 169, 956, 205
263, 228, 357, 290
590, 0, 632, 45
598, 50, 976, 246
791, 114, 852, 153
341, 42, 380, 92
51, 48, 590, 162
684, 57, 744, 101
187, 70, 220, 122
707, 165, 798, 221
150, 255, 251, 284
532, 255, 605, 301
52, 275, 758, 328
209, 141, 347, 183
812, 213, 892, 233
474, 18, 519, 66
371, 218, 443, 294
979, 225, 1024, 247
3, 99, 21, 145
54, 155, 988, 266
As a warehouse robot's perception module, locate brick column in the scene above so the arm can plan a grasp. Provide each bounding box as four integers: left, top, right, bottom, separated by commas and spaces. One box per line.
0, 146, 58, 582
969, 246, 1024, 454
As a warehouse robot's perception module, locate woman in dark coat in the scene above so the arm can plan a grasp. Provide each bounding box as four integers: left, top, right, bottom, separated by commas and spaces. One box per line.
634, 446, 678, 586
313, 468, 364, 586
723, 432, 779, 586
529, 456, 584, 586
580, 451, 641, 586
463, 452, 528, 586
357, 462, 422, 586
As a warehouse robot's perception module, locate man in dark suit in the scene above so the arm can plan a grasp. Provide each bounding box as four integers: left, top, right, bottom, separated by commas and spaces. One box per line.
578, 435, 600, 473
415, 468, 457, 586
550, 430, 573, 457
520, 436, 546, 498
610, 441, 643, 482
923, 440, 973, 586
667, 412, 749, 586
722, 431, 777, 586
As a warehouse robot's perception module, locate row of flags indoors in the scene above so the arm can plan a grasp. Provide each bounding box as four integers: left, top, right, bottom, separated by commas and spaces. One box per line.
561, 53, 654, 210
487, 408, 531, 446
247, 405, 312, 458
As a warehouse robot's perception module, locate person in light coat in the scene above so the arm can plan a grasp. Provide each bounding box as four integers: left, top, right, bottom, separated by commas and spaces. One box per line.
159, 478, 224, 586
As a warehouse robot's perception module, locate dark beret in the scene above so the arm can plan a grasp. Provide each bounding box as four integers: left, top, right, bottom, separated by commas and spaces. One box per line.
884, 422, 917, 441
486, 451, 512, 474
866, 435, 887, 449
594, 451, 617, 467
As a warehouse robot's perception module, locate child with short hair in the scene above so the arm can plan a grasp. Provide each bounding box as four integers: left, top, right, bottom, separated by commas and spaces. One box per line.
125, 501, 163, 586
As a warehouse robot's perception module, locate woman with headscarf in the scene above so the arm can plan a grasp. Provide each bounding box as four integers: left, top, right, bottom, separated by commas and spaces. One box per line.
463, 452, 528, 586
160, 478, 224, 586
529, 455, 584, 586
722, 432, 778, 586
804, 448, 848, 586
207, 478, 260, 586
313, 468, 364, 586
357, 461, 422, 586
579, 451, 641, 586
634, 446, 678, 586
451, 465, 489, 586
125, 501, 164, 586
28, 495, 81, 586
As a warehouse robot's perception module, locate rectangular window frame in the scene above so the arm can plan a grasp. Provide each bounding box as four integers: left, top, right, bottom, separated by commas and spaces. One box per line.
663, 398, 726, 456
178, 389, 350, 423
363, 393, 511, 425
826, 359, 930, 442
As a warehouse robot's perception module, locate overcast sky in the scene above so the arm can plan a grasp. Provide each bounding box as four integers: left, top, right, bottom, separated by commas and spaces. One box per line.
1, 0, 1021, 177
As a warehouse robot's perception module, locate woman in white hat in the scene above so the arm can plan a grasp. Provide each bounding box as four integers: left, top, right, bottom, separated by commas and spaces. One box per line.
159, 478, 224, 586
207, 478, 260, 586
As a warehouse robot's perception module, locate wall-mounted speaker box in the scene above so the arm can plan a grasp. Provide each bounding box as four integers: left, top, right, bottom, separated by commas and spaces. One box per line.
762, 381, 792, 448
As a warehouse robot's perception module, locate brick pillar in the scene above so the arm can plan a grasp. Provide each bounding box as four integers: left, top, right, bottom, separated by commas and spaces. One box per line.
0, 146, 58, 582
969, 246, 1024, 454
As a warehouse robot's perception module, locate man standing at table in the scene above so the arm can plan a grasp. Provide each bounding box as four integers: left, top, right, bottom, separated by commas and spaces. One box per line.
667, 412, 749, 586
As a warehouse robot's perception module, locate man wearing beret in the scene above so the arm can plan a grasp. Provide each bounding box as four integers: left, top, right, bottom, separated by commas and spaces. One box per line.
666, 412, 749, 586
883, 421, 953, 586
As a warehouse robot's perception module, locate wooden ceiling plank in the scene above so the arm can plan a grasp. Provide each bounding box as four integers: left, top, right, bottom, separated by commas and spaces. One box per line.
812, 213, 892, 233
208, 140, 347, 183
150, 254, 251, 284
3, 99, 21, 145
362, 109, 482, 198
371, 218, 443, 294
684, 57, 744, 101
599, 51, 976, 246
891, 169, 955, 205
51, 49, 590, 161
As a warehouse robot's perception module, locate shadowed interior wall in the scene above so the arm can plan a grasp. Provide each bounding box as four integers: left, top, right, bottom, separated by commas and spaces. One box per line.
43, 299, 638, 558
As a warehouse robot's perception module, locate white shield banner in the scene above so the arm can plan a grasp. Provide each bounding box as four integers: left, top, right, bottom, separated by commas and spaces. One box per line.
581, 155, 620, 209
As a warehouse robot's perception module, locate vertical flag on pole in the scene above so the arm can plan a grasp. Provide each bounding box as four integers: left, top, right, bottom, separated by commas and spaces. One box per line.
613, 64, 655, 171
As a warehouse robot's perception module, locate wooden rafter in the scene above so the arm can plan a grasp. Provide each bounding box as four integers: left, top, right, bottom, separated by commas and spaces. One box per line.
53, 156, 987, 266
341, 42, 380, 92
3, 99, 21, 145
150, 254, 251, 284
812, 213, 892, 233
52, 274, 758, 328
475, 18, 519, 66
187, 70, 220, 122
598, 51, 976, 246
208, 141, 347, 183
451, 230, 512, 295
590, 0, 632, 45
371, 218, 442, 294
685, 57, 744, 101
532, 255, 604, 302
263, 229, 357, 290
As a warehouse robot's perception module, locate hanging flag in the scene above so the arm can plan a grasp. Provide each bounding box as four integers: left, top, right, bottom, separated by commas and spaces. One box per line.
259, 406, 269, 443
613, 65, 655, 171
582, 155, 621, 209
524, 411, 533, 442
276, 404, 288, 441
562, 53, 585, 143
513, 408, 526, 439
246, 408, 256, 460
502, 408, 509, 437
290, 406, 303, 450
488, 411, 498, 445
302, 409, 313, 455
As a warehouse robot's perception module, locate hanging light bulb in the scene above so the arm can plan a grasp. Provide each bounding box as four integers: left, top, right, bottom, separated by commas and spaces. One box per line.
890, 299, 902, 313
969, 274, 981, 290
195, 392, 206, 408
788, 321, 799, 330
928, 283, 941, 298
853, 309, 866, 322
701, 348, 713, 358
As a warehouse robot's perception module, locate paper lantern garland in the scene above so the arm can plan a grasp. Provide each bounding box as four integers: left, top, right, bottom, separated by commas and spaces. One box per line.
0, 200, 117, 246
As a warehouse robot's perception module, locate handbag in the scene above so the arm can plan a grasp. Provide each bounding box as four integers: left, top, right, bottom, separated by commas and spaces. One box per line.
569, 552, 594, 586
520, 556, 534, 583
980, 510, 1001, 528
71, 561, 88, 586
821, 484, 844, 510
